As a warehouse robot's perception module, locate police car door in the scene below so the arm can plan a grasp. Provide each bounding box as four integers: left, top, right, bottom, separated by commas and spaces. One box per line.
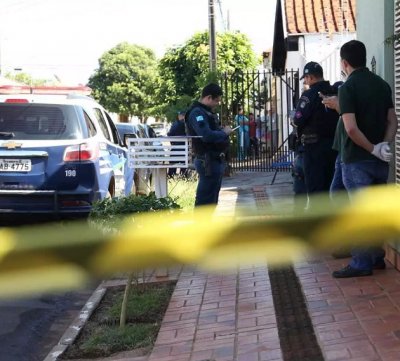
105, 112, 133, 196
93, 108, 127, 197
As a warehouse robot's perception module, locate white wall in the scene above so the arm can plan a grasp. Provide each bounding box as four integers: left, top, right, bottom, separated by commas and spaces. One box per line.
356, 0, 394, 89
357, 0, 395, 182
286, 32, 356, 84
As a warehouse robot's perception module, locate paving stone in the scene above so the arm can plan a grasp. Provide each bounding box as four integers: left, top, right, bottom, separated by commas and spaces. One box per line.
141, 172, 400, 361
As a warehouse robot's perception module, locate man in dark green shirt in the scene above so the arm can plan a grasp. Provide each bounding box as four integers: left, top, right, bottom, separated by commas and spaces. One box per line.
330, 40, 398, 278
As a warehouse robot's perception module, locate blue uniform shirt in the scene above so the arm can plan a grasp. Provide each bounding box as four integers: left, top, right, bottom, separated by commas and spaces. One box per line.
167, 120, 186, 137
187, 105, 228, 144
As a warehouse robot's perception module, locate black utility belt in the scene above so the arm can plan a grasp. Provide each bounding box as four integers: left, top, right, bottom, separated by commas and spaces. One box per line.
196, 152, 226, 161
301, 134, 319, 145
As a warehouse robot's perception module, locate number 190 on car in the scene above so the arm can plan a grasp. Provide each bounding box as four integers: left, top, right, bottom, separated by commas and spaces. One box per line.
0, 159, 31, 172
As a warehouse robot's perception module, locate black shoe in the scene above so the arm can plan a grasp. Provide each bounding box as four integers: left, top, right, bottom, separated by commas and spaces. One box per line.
332, 265, 372, 278
373, 260, 386, 270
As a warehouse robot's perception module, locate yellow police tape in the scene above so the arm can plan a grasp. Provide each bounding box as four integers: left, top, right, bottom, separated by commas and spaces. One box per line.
0, 184, 399, 298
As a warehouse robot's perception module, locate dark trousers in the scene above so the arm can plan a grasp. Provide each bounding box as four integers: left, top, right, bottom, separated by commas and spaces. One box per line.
168, 166, 187, 178
194, 158, 225, 207
292, 152, 307, 195
341, 160, 389, 271
303, 138, 337, 195
168, 142, 186, 177
292, 151, 308, 212
250, 137, 259, 156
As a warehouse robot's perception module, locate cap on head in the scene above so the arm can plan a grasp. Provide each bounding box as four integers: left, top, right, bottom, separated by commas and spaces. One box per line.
177, 110, 186, 116
300, 62, 323, 80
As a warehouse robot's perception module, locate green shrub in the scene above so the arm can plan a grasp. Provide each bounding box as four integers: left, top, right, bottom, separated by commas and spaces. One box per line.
88, 192, 181, 334
89, 192, 181, 229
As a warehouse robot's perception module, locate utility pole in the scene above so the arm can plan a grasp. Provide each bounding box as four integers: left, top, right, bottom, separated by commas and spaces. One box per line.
0, 36, 2, 76
208, 0, 217, 72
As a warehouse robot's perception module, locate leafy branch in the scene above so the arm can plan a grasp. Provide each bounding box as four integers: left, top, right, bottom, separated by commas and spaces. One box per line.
385, 0, 400, 45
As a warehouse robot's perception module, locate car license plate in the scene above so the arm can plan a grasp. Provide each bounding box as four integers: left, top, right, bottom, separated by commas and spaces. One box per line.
0, 159, 32, 172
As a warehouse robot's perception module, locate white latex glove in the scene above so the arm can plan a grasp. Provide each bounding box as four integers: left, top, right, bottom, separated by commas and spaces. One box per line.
371, 142, 392, 162
381, 142, 392, 161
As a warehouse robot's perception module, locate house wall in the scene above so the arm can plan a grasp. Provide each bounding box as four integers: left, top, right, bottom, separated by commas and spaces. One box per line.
356, 0, 395, 89
358, 0, 399, 257
286, 33, 356, 84
357, 0, 396, 184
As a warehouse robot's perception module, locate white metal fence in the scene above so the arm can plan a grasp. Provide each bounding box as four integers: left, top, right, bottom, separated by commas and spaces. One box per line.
127, 136, 194, 197
127, 137, 193, 169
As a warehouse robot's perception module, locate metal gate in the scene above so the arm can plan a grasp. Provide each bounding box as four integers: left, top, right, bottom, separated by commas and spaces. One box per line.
220, 69, 300, 171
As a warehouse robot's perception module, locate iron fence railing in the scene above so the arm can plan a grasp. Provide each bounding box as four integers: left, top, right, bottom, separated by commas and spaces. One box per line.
220, 69, 299, 171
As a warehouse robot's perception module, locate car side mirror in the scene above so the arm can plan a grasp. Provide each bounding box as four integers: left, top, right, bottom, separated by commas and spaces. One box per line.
123, 133, 138, 147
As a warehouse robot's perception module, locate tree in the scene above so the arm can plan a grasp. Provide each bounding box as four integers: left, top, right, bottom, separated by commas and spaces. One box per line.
157, 31, 260, 120
4, 72, 50, 86
88, 42, 158, 121
385, 0, 399, 45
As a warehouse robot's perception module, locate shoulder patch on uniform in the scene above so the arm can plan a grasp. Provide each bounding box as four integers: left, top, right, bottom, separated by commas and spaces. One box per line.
298, 96, 310, 109
196, 115, 204, 122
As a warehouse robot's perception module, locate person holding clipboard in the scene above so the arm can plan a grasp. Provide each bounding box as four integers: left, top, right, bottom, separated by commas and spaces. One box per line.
185, 83, 235, 207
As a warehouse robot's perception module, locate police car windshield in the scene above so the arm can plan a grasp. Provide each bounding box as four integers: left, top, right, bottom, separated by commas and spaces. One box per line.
0, 104, 85, 140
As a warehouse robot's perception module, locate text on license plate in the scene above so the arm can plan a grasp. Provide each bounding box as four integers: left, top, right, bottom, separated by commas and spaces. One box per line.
0, 159, 32, 172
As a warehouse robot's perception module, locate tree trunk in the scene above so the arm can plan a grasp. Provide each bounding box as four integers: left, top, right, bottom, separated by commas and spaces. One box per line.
120, 272, 135, 328
119, 114, 129, 123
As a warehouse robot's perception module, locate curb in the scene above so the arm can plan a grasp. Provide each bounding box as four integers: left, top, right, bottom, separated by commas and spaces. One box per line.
43, 283, 107, 361
43, 270, 182, 361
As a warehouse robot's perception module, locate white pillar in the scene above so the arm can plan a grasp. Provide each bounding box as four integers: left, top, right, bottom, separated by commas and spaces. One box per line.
153, 168, 168, 198
152, 167, 169, 277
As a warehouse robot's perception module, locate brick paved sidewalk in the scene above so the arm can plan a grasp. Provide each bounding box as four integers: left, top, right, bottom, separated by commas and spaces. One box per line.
296, 257, 400, 361
148, 171, 400, 361
146, 172, 291, 361
150, 267, 281, 361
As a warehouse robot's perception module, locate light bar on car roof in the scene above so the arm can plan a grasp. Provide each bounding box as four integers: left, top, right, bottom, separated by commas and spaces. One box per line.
0, 85, 92, 95
31, 86, 92, 95
0, 85, 31, 94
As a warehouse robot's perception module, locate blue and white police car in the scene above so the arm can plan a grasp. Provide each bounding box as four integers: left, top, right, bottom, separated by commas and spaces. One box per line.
0, 85, 134, 221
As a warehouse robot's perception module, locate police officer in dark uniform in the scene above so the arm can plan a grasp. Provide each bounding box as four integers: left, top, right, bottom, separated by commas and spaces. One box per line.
167, 110, 186, 177
288, 116, 307, 211
185, 83, 233, 207
293, 62, 339, 198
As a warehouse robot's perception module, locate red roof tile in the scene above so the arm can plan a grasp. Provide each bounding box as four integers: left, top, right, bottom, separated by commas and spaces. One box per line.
285, 0, 356, 34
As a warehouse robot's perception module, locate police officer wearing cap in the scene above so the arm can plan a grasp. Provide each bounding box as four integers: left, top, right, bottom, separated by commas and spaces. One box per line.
185, 83, 233, 207
292, 61, 339, 199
